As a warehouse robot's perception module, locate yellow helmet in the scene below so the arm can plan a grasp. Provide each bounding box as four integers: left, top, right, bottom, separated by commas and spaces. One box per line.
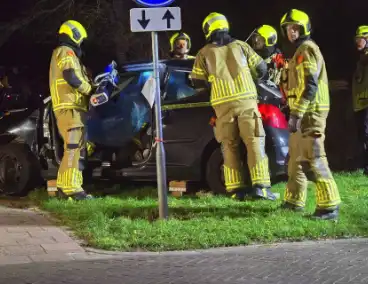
58, 20, 88, 46
356, 25, 368, 39
254, 25, 278, 47
280, 9, 311, 37
202, 12, 229, 39
170, 32, 191, 52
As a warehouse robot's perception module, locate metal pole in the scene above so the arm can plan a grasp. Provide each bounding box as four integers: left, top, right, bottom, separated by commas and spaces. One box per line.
151, 31, 169, 220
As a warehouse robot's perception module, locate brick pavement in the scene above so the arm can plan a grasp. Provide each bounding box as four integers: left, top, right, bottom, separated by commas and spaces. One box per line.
0, 238, 368, 283
0, 205, 93, 265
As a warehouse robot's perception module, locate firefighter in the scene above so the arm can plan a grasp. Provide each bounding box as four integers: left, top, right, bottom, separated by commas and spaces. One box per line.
352, 25, 368, 175
169, 32, 195, 59
250, 24, 287, 86
191, 12, 277, 200
49, 20, 94, 200
280, 9, 341, 219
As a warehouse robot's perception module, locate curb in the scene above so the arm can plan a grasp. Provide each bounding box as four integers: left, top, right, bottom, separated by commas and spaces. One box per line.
84, 237, 368, 257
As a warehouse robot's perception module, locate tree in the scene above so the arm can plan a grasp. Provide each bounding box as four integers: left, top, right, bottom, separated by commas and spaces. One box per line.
0, 0, 170, 65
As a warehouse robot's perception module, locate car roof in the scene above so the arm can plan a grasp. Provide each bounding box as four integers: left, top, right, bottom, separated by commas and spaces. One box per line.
120, 58, 194, 72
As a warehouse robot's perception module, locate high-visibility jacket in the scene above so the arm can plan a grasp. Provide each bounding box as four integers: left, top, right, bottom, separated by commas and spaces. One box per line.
286, 39, 330, 118
191, 40, 263, 106
352, 49, 368, 112
49, 45, 92, 112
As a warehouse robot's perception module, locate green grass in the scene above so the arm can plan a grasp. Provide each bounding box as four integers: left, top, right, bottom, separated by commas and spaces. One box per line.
28, 172, 368, 252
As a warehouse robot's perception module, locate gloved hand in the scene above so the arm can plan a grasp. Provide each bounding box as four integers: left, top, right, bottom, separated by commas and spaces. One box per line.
288, 114, 301, 133
272, 53, 287, 69
209, 116, 217, 127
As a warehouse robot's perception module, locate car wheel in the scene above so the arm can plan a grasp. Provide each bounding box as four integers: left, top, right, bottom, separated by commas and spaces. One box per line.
0, 142, 41, 196
206, 146, 251, 195
205, 147, 226, 195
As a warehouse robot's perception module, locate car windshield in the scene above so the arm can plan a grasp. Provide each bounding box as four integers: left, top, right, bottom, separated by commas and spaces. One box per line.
165, 70, 195, 101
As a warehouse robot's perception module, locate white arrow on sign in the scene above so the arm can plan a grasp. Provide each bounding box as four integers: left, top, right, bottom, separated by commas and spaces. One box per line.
130, 7, 181, 32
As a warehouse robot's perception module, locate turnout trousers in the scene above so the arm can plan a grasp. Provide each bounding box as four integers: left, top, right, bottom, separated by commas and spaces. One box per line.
213, 99, 271, 192
284, 129, 341, 210
54, 109, 88, 195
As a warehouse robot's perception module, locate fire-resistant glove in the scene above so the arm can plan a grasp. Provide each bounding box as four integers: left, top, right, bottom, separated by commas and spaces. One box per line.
288, 114, 302, 133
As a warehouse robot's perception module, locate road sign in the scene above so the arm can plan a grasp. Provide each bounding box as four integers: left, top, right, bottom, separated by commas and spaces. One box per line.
130, 7, 181, 32
130, 1, 179, 220
133, 0, 175, 7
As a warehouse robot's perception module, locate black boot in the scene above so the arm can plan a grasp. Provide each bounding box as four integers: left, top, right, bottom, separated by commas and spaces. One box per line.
57, 188, 94, 201
311, 207, 339, 221
281, 202, 304, 212
247, 185, 278, 201
226, 188, 246, 201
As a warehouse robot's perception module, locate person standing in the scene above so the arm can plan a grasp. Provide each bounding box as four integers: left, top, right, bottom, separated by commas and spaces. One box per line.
191, 12, 277, 200
352, 25, 368, 174
49, 20, 93, 200
280, 9, 341, 220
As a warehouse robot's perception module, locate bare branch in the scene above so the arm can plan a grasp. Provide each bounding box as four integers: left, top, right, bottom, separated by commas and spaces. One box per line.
0, 0, 71, 48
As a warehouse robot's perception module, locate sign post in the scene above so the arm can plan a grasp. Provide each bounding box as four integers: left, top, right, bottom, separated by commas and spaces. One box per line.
131, 0, 181, 220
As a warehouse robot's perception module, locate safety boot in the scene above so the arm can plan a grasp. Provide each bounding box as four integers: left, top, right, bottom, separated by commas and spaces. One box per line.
247, 185, 278, 201
281, 202, 304, 212
226, 188, 246, 201
56, 188, 94, 201
311, 207, 339, 221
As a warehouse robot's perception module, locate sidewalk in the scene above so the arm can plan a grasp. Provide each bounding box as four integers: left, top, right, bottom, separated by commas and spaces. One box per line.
0, 205, 100, 265
1, 238, 368, 283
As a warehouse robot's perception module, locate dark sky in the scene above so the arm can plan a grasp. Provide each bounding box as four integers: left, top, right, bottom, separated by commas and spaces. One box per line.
0, 0, 366, 81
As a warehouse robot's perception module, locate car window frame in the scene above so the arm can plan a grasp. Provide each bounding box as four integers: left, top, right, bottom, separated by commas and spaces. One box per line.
163, 68, 195, 103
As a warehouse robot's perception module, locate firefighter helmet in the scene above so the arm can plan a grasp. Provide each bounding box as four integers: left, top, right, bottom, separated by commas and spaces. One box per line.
280, 9, 311, 38
253, 25, 278, 48
58, 20, 88, 46
202, 12, 229, 39
356, 25, 368, 39
170, 32, 191, 52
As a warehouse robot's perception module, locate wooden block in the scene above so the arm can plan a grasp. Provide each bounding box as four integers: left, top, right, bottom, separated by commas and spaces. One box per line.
47, 180, 57, 197
169, 181, 187, 193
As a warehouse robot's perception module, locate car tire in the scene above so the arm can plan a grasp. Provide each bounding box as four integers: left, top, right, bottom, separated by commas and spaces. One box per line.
0, 141, 41, 196
205, 147, 226, 195
206, 146, 251, 195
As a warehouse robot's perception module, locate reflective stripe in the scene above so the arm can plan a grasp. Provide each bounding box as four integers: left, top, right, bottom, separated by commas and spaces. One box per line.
223, 165, 244, 192
211, 92, 256, 106
57, 168, 83, 190
206, 15, 227, 26
57, 56, 75, 68
249, 157, 271, 186
209, 69, 257, 106
161, 102, 210, 110
53, 104, 87, 112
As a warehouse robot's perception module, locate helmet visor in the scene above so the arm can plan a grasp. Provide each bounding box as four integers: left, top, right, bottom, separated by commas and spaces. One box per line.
251, 34, 265, 50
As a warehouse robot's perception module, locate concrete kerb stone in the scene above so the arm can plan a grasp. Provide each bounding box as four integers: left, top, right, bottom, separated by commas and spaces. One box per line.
83, 237, 368, 258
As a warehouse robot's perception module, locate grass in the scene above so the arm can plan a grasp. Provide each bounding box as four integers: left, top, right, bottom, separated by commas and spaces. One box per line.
28, 172, 368, 252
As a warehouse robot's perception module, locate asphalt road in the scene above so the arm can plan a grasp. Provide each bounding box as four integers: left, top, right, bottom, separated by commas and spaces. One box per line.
1, 239, 368, 284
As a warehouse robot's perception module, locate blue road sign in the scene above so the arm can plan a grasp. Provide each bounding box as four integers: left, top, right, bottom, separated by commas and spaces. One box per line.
134, 0, 175, 7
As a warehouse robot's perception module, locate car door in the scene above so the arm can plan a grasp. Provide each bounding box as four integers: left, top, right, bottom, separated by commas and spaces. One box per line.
158, 67, 215, 170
